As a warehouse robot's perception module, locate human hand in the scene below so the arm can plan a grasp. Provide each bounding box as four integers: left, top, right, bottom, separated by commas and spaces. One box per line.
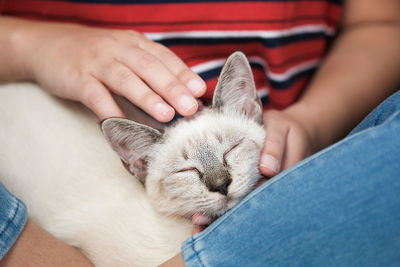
21, 21, 206, 120
259, 104, 316, 177
191, 212, 214, 235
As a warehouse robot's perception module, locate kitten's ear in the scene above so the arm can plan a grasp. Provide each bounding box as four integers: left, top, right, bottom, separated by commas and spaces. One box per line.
101, 118, 162, 184
212, 51, 263, 124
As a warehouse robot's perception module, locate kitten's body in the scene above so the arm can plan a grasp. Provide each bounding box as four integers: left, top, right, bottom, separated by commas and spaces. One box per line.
0, 82, 192, 266
0, 52, 266, 266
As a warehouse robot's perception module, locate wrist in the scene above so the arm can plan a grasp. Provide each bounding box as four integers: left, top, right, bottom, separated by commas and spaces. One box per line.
7, 17, 37, 80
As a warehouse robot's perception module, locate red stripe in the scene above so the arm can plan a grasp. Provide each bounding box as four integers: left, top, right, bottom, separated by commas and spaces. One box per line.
0, 1, 342, 31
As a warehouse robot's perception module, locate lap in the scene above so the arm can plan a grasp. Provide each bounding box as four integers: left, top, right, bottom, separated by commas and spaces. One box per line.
182, 90, 400, 267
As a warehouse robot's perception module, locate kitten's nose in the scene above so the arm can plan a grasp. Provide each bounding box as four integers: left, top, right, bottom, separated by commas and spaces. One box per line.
208, 177, 232, 196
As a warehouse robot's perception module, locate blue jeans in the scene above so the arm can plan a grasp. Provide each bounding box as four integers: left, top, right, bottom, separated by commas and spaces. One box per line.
0, 183, 27, 258
182, 90, 400, 267
0, 92, 399, 263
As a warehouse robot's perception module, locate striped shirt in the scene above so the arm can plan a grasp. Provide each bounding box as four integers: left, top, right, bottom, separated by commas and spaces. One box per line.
0, 0, 343, 109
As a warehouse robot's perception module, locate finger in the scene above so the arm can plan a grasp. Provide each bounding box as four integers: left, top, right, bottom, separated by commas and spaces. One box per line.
192, 212, 212, 226
117, 48, 199, 116
95, 62, 175, 122
192, 225, 206, 235
255, 176, 269, 188
259, 112, 289, 177
141, 41, 206, 97
80, 78, 125, 120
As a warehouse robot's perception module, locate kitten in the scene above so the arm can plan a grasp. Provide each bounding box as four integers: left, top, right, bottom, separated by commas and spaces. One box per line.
0, 51, 266, 266
101, 51, 266, 218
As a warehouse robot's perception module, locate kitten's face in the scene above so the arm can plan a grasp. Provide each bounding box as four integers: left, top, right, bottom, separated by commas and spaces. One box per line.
102, 51, 266, 218
146, 110, 265, 217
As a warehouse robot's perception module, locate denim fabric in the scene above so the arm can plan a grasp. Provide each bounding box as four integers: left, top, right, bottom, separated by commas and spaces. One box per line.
182, 90, 400, 267
0, 182, 27, 259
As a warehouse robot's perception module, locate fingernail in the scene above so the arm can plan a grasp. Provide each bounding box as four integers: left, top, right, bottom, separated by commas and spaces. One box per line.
179, 94, 198, 114
155, 102, 173, 118
186, 79, 206, 96
260, 154, 280, 173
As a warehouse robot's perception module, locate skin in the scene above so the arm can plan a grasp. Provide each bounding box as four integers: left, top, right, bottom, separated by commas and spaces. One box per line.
0, 218, 93, 267
0, 0, 399, 265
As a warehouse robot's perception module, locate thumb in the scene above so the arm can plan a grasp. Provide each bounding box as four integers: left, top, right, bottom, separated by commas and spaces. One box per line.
259, 113, 289, 177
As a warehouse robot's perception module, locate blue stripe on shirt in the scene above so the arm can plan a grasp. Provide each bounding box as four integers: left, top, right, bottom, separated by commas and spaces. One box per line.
198, 63, 317, 90
156, 32, 328, 49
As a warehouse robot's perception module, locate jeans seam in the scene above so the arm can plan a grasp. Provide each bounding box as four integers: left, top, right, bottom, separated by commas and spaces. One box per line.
191, 238, 206, 267
189, 109, 400, 245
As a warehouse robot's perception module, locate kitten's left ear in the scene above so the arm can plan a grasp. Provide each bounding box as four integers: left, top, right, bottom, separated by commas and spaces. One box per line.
212, 51, 263, 124
101, 118, 162, 184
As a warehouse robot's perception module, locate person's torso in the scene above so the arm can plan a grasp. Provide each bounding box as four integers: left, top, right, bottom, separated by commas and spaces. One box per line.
0, 0, 343, 109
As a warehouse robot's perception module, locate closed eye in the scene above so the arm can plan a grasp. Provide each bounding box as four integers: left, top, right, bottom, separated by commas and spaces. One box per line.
174, 167, 203, 179
223, 139, 244, 167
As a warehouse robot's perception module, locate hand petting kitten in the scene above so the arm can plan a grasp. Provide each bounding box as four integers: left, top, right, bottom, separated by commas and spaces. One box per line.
7, 17, 205, 121
193, 108, 316, 234
259, 107, 314, 177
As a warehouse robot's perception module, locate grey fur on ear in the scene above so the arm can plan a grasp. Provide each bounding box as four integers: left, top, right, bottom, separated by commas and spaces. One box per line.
101, 118, 162, 184
212, 51, 263, 124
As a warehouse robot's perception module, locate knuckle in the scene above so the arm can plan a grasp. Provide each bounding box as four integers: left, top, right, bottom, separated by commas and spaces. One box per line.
152, 42, 171, 55
265, 138, 285, 152
137, 54, 159, 69
126, 30, 143, 40
138, 35, 158, 49
177, 67, 195, 81
82, 84, 104, 107
89, 35, 119, 57
98, 33, 119, 46
111, 66, 132, 85
163, 80, 183, 94
125, 30, 142, 46
140, 90, 158, 105
89, 47, 110, 63
65, 67, 83, 83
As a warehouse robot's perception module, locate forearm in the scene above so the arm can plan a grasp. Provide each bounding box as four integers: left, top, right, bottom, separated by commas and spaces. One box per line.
0, 16, 35, 82
286, 22, 400, 151
0, 218, 94, 267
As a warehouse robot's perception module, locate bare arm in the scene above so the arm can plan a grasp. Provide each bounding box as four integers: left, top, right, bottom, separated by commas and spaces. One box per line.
260, 0, 400, 175
0, 218, 94, 267
0, 17, 31, 82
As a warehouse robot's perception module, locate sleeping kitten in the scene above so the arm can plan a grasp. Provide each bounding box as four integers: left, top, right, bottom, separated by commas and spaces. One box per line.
0, 51, 266, 266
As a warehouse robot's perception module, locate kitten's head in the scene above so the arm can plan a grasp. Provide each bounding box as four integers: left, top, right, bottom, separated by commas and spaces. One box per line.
102, 52, 266, 217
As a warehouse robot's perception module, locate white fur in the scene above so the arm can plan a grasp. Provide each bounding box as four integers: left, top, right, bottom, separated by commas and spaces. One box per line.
0, 82, 192, 267
0, 51, 267, 266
